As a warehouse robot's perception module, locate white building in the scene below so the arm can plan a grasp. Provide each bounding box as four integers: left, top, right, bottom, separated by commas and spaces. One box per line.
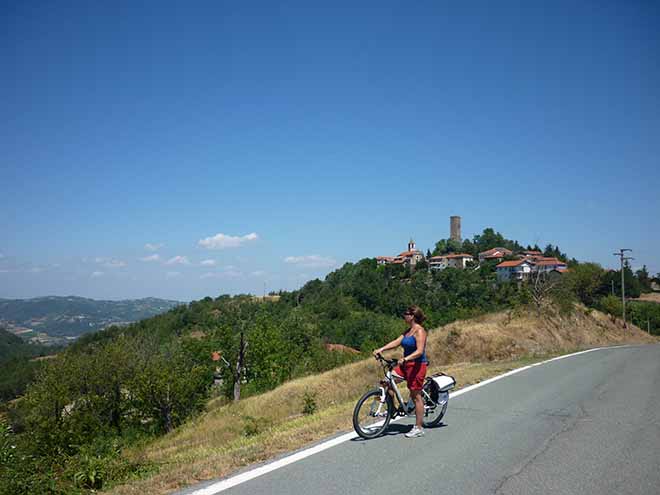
496, 259, 534, 282
429, 253, 474, 270
533, 257, 568, 273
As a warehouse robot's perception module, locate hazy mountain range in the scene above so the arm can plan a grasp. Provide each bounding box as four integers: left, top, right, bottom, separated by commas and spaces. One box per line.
0, 296, 183, 345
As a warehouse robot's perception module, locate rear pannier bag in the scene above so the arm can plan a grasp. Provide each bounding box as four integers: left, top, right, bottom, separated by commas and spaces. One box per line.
431, 372, 456, 393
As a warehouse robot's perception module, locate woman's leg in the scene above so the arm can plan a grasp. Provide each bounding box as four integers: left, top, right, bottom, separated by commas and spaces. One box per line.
410, 389, 424, 428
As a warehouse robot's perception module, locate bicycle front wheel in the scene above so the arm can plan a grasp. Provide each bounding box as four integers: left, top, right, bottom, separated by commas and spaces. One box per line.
353, 389, 393, 439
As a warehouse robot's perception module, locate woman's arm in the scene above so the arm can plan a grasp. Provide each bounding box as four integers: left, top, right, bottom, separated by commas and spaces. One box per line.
373, 334, 404, 356
401, 327, 427, 362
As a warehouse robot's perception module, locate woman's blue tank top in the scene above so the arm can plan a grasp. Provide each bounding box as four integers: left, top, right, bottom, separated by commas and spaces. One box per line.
402, 333, 428, 364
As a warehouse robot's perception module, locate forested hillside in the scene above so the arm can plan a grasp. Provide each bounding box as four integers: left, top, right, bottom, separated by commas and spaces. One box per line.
1, 228, 657, 495
0, 328, 56, 403
0, 328, 49, 363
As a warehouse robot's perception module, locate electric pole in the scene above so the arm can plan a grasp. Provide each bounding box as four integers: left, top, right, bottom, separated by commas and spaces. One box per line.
613, 249, 633, 329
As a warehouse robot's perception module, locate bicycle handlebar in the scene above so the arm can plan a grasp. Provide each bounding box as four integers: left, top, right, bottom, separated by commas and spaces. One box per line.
374, 353, 398, 368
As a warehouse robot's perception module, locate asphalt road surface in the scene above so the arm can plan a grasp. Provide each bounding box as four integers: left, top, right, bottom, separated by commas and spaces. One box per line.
184, 344, 660, 495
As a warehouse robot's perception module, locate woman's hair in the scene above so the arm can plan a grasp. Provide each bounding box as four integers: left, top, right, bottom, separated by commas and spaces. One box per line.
406, 305, 426, 324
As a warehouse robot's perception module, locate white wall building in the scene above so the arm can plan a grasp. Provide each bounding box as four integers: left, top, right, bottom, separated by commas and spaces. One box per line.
496, 259, 534, 282
429, 253, 474, 270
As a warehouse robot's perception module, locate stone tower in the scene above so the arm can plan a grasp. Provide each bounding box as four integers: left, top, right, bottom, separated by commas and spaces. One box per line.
450, 216, 461, 242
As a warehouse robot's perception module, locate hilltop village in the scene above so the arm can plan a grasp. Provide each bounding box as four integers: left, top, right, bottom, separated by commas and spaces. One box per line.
376, 216, 568, 282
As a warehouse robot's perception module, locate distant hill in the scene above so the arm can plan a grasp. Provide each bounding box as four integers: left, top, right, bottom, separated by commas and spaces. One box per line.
0, 296, 183, 345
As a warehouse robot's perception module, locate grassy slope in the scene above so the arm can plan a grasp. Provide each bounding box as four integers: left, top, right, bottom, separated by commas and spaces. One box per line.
105, 307, 656, 495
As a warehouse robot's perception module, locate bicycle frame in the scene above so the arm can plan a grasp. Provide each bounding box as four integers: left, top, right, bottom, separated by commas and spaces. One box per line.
379, 366, 407, 411
375, 356, 440, 415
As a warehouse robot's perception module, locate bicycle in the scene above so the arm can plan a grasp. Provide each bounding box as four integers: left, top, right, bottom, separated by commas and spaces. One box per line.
352, 353, 456, 439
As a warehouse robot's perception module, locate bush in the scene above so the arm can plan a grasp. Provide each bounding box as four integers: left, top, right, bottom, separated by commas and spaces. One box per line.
599, 295, 622, 323
302, 391, 317, 415
242, 416, 260, 437
0, 418, 65, 495
72, 454, 105, 490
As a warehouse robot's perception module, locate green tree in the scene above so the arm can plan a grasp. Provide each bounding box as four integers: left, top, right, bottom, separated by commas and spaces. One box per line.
127, 340, 211, 433
635, 265, 652, 293
415, 258, 428, 271
473, 228, 506, 253
432, 238, 462, 255
461, 238, 476, 256
566, 262, 605, 306
599, 295, 622, 323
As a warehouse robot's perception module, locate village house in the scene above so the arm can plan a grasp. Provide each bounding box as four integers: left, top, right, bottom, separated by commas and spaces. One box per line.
496, 256, 568, 282
478, 247, 513, 263
429, 253, 474, 270
496, 259, 534, 282
518, 250, 544, 261
533, 257, 568, 273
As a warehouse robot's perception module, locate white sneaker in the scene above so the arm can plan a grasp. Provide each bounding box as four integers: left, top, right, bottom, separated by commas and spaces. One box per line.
405, 426, 424, 438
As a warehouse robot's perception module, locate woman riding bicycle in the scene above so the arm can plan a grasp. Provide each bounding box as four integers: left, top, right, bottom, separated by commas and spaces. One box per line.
373, 305, 428, 438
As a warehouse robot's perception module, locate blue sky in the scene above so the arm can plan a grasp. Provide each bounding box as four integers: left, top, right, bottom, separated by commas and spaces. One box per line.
1, 1, 659, 301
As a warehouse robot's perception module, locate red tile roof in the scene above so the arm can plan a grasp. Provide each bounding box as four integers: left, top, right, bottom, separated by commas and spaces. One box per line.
496, 260, 529, 268
398, 250, 422, 257
535, 258, 566, 266
480, 247, 512, 257
445, 253, 474, 259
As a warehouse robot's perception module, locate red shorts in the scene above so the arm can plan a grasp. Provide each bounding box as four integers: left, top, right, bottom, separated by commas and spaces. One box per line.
393, 361, 427, 391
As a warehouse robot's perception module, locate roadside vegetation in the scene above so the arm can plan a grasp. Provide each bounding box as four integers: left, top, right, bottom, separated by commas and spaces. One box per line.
1, 227, 658, 494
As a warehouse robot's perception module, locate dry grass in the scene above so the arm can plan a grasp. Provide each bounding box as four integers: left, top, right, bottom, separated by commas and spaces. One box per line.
635, 293, 660, 304
103, 307, 656, 495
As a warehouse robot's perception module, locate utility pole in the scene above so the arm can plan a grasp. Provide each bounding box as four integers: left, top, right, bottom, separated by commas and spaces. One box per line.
613, 249, 633, 329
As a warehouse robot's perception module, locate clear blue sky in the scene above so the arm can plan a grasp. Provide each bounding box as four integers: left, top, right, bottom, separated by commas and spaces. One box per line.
2, 1, 659, 301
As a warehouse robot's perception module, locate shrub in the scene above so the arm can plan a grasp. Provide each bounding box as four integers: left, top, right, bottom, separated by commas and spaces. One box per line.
242, 416, 262, 437
72, 454, 105, 490
302, 391, 317, 415
599, 295, 622, 323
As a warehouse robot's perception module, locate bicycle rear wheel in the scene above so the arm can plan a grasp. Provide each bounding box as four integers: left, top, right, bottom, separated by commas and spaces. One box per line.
422, 389, 448, 427
353, 389, 393, 439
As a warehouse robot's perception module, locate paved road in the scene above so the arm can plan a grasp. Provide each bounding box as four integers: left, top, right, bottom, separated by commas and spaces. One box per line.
187, 344, 660, 495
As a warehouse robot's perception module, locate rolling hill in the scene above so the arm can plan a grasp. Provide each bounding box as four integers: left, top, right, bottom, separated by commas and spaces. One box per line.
0, 296, 183, 345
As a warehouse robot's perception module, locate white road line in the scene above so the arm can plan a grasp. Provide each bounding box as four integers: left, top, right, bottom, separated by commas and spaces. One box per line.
188, 345, 631, 495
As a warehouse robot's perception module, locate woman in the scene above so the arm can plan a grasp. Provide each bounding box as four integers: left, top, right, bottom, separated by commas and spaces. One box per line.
373, 305, 428, 438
